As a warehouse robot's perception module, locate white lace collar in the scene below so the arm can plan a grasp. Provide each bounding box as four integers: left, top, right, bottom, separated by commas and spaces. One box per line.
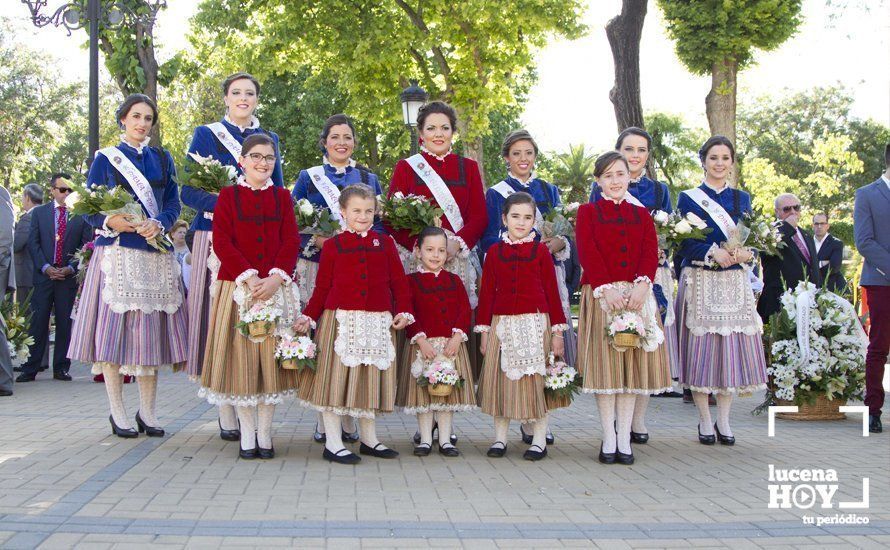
344, 227, 369, 238
420, 144, 453, 162
508, 171, 537, 187
629, 173, 644, 185
120, 135, 151, 155
602, 193, 626, 205
224, 114, 260, 132
417, 265, 444, 277
236, 175, 273, 191
502, 232, 535, 245
323, 156, 356, 174
702, 180, 728, 194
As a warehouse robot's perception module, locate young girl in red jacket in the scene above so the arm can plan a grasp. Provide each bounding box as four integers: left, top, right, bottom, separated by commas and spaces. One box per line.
294, 185, 414, 464
396, 226, 477, 457
476, 192, 568, 461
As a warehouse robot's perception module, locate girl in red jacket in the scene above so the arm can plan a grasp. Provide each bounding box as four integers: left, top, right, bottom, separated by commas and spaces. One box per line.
396, 226, 477, 457
198, 133, 301, 460
294, 185, 414, 464
476, 192, 567, 461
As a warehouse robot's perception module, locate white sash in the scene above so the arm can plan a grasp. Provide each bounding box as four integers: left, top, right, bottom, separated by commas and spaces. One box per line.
97, 146, 160, 218
492, 181, 544, 226
407, 154, 464, 232
306, 166, 345, 227
206, 122, 243, 161
682, 188, 736, 241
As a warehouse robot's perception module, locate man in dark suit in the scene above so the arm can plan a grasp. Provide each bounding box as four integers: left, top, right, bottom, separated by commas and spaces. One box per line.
13, 183, 49, 373
854, 145, 890, 433
757, 193, 822, 323
16, 174, 92, 383
812, 212, 847, 294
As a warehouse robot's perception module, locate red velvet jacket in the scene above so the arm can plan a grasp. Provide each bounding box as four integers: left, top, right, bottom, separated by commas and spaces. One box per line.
302, 230, 413, 321
212, 183, 299, 282
576, 198, 658, 291
386, 152, 487, 251
476, 240, 567, 328
406, 270, 472, 340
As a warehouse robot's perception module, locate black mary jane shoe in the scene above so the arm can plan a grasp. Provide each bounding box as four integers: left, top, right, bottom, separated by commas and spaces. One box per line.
323, 447, 361, 464
257, 444, 275, 459
630, 431, 649, 444
239, 443, 258, 460
523, 444, 547, 461
616, 449, 635, 465
313, 423, 326, 444
486, 442, 507, 458
413, 443, 432, 457
520, 425, 555, 446
109, 415, 138, 439
415, 422, 458, 445
342, 429, 360, 443
714, 423, 735, 446
598, 443, 616, 464
698, 424, 716, 445
359, 442, 399, 459
135, 412, 165, 437
218, 419, 241, 442
438, 443, 460, 457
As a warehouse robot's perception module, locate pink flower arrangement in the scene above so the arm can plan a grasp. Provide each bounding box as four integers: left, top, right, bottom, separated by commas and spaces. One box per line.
417, 356, 464, 388
607, 312, 644, 337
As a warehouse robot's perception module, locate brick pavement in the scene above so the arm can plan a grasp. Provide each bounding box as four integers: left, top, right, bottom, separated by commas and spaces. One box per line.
1, 363, 888, 549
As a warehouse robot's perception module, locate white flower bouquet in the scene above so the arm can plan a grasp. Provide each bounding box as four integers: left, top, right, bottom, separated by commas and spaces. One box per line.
276, 334, 317, 371
607, 310, 645, 351
415, 355, 464, 397
236, 301, 283, 341
543, 355, 582, 404
66, 183, 171, 252
379, 192, 444, 236
653, 210, 712, 250
294, 198, 340, 237
179, 152, 238, 194
1, 296, 35, 365
540, 203, 579, 239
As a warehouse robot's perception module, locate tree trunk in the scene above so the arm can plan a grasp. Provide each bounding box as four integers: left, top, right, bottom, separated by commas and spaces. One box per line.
705, 58, 739, 184
135, 19, 160, 147
606, 0, 647, 131
456, 113, 484, 183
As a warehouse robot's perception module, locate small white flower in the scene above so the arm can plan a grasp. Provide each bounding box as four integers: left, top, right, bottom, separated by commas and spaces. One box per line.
685, 212, 708, 229
298, 200, 314, 216
675, 219, 693, 234
653, 210, 670, 224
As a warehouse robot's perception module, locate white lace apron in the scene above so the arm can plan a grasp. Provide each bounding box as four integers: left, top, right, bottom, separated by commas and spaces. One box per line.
334, 310, 395, 370
206, 234, 221, 296
496, 313, 548, 380
655, 265, 676, 327
233, 278, 301, 344
100, 244, 182, 314
599, 281, 664, 352
684, 268, 761, 336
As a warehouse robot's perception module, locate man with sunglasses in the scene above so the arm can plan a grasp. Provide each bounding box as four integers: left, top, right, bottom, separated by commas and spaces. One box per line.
16, 173, 93, 383
757, 193, 821, 323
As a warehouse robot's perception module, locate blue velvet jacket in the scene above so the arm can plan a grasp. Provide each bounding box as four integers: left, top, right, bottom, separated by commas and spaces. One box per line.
481, 174, 562, 252
677, 183, 752, 272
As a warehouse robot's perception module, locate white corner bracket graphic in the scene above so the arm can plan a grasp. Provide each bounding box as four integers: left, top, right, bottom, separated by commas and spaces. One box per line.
768, 406, 798, 437
839, 405, 871, 437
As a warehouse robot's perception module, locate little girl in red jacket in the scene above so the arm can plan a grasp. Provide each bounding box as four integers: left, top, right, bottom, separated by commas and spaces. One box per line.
294, 185, 414, 464
395, 226, 477, 457
475, 192, 567, 461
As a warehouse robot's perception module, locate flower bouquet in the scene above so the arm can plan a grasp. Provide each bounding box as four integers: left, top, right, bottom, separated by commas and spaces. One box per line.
607, 311, 645, 351
741, 210, 786, 258
415, 355, 464, 397
236, 301, 283, 341
294, 198, 340, 236
66, 183, 170, 252
276, 334, 317, 371
1, 294, 35, 365
544, 354, 582, 409
653, 210, 712, 250
72, 240, 96, 284
539, 203, 579, 239
757, 281, 867, 419
179, 152, 238, 194
379, 192, 444, 236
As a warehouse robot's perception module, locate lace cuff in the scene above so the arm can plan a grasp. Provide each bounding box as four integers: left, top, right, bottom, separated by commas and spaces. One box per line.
269, 268, 293, 285
474, 325, 490, 333
633, 276, 652, 287
450, 234, 471, 258
592, 283, 616, 299
98, 216, 120, 238
552, 236, 571, 262
550, 323, 569, 333
298, 314, 317, 330
396, 312, 415, 325
452, 328, 468, 342
149, 218, 164, 232
409, 332, 427, 344
703, 242, 720, 266
235, 269, 258, 287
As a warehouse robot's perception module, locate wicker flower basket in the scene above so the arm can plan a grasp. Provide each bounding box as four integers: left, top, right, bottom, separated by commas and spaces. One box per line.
612, 332, 641, 352
775, 395, 847, 421
248, 320, 272, 339
280, 358, 298, 370
428, 384, 453, 397
545, 391, 573, 411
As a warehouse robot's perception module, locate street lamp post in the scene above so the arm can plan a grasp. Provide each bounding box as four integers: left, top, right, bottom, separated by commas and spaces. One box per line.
20, 0, 166, 165
400, 81, 428, 156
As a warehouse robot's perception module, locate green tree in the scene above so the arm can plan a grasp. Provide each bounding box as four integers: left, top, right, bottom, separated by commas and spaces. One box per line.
644, 111, 708, 194
549, 144, 596, 204
656, 0, 802, 156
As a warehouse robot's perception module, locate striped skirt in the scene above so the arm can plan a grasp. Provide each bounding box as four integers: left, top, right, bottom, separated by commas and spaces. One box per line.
657, 265, 681, 379
395, 338, 478, 414
67, 245, 187, 376
576, 286, 673, 395
676, 268, 767, 395
297, 309, 397, 418
477, 315, 553, 422
186, 230, 212, 379
197, 281, 298, 406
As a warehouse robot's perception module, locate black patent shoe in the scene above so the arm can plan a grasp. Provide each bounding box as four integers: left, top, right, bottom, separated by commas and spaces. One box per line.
109, 415, 138, 438
616, 450, 635, 465
869, 415, 882, 434
219, 418, 240, 442
520, 425, 533, 445
257, 443, 275, 459
630, 431, 649, 444
698, 424, 716, 445
239, 442, 258, 460
323, 447, 361, 464
546, 428, 555, 446
313, 423, 326, 443
714, 423, 735, 446
135, 412, 165, 437
598, 443, 616, 464
415, 422, 457, 445
486, 442, 507, 458
523, 444, 547, 461
413, 443, 432, 457
342, 430, 360, 443
359, 442, 399, 459
438, 443, 460, 457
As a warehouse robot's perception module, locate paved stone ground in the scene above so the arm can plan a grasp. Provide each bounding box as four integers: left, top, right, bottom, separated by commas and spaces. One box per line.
1, 362, 888, 549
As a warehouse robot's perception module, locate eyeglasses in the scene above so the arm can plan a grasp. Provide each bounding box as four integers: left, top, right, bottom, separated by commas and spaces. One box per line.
812, 221, 828, 226
781, 204, 802, 213
54, 187, 73, 194
246, 152, 276, 165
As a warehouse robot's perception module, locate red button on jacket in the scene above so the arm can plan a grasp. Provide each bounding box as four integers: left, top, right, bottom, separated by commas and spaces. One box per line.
406, 270, 471, 340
